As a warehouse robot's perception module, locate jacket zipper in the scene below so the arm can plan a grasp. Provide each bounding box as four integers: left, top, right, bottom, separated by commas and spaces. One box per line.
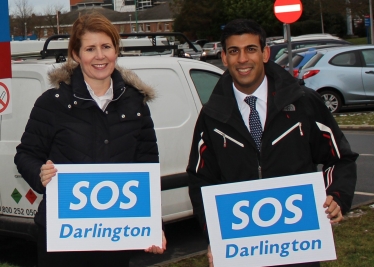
213, 129, 244, 148
73, 87, 127, 102
258, 143, 262, 179
272, 122, 303, 145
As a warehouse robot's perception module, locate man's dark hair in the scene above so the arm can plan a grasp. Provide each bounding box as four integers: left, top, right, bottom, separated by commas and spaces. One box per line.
220, 19, 267, 52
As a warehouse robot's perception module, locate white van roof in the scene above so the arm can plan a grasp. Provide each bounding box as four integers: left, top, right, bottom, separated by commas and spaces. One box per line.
10, 33, 197, 60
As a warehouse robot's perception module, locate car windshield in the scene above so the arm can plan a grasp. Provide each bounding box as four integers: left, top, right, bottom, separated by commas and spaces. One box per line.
291, 54, 304, 67
203, 44, 214, 48
193, 44, 202, 51
274, 48, 288, 60
300, 53, 324, 70
275, 52, 291, 66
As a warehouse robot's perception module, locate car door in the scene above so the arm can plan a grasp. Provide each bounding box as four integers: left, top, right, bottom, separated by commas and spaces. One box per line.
327, 51, 366, 104
360, 49, 374, 100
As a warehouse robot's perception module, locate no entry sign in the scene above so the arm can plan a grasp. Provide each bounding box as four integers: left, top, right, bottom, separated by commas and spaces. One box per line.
274, 0, 303, 24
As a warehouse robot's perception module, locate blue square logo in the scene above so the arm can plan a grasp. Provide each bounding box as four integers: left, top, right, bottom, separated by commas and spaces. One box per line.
58, 172, 150, 218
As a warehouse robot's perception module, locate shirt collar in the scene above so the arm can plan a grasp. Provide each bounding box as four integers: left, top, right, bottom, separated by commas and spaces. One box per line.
233, 76, 268, 108
85, 79, 113, 100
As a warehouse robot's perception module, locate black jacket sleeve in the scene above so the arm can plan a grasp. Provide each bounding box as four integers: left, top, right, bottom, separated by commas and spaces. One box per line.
187, 111, 221, 243
14, 92, 56, 194
306, 88, 358, 214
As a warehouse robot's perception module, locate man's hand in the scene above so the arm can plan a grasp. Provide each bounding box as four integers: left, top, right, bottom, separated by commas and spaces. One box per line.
145, 231, 167, 254
207, 244, 214, 267
40, 160, 57, 187
324, 195, 343, 223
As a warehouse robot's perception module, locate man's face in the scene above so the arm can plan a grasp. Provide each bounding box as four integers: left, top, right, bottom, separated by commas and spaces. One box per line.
222, 33, 270, 95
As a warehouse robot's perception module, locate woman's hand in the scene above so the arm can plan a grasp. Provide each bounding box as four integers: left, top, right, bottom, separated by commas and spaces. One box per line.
144, 231, 167, 254
40, 160, 57, 187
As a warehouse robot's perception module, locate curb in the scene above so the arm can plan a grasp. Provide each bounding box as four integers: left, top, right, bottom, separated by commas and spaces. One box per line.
351, 199, 374, 210
339, 125, 374, 131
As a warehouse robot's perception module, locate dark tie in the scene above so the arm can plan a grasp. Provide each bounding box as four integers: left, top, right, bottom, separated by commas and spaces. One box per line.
244, 96, 262, 151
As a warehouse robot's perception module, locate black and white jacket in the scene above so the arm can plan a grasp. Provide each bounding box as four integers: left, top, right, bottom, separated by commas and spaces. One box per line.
187, 61, 358, 237
15, 63, 159, 227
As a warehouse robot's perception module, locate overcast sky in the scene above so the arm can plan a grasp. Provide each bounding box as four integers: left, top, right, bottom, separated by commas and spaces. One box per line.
9, 0, 70, 15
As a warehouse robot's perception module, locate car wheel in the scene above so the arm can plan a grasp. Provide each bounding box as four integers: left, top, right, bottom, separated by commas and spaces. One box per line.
217, 52, 221, 59
319, 90, 342, 113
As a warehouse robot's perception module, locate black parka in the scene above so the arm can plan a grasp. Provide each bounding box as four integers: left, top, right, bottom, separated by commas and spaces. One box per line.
15, 63, 158, 227
187, 61, 358, 239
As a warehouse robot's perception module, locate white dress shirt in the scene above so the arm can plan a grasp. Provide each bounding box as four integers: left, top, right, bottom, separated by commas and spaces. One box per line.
85, 79, 113, 111
233, 76, 268, 132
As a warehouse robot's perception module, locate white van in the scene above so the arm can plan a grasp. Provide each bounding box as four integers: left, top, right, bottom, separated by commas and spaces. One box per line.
0, 38, 223, 240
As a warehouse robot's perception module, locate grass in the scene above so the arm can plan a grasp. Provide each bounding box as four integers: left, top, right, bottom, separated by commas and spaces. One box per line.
163, 204, 374, 267
333, 112, 374, 126
344, 37, 368, 45
321, 206, 374, 267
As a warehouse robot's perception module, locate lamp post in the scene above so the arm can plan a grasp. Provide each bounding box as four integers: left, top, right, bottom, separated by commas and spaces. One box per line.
370, 0, 374, 44
135, 0, 138, 33
129, 14, 132, 32
319, 0, 324, 33
24, 22, 27, 40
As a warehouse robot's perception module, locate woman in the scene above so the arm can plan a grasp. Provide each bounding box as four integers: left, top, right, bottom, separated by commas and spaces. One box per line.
14, 13, 166, 267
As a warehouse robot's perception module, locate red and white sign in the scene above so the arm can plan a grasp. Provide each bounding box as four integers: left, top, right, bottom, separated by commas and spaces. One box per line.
0, 79, 12, 115
274, 0, 303, 24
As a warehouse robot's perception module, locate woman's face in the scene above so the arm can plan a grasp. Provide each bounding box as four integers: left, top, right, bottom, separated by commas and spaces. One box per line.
74, 31, 117, 85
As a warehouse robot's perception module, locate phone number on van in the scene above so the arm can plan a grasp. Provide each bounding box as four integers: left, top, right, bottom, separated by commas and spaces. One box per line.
1, 206, 37, 216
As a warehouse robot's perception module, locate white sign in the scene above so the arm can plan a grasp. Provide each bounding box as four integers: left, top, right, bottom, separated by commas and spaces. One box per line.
46, 163, 162, 252
0, 79, 12, 115
202, 172, 336, 267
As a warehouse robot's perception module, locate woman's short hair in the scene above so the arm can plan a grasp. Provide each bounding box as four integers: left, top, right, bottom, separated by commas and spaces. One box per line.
68, 12, 120, 63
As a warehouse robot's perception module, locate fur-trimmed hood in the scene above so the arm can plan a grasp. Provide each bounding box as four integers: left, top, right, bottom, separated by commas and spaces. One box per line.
48, 62, 156, 102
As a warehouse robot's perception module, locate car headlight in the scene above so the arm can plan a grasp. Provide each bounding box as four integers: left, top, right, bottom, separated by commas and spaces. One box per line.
185, 53, 191, 58
202, 52, 207, 56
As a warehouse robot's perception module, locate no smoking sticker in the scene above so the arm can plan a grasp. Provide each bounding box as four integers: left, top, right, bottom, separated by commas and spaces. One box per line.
0, 79, 12, 115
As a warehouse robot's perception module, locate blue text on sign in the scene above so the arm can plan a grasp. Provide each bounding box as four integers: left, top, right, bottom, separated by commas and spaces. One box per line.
58, 172, 150, 218
215, 184, 319, 239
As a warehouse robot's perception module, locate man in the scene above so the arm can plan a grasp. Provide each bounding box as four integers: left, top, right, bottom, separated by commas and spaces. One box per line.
187, 19, 358, 267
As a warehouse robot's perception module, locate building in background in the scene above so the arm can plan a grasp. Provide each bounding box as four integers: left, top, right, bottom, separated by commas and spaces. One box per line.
70, 0, 156, 12
33, 0, 173, 38
70, 0, 114, 11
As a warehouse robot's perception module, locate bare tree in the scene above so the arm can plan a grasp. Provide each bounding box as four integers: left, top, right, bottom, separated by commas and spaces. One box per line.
42, 3, 67, 35
11, 0, 34, 39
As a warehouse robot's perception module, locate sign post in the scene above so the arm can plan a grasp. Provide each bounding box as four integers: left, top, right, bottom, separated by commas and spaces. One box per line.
273, 0, 303, 76
365, 15, 371, 44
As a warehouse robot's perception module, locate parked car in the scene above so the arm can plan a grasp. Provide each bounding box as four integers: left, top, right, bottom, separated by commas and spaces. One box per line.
191, 42, 207, 61
298, 45, 374, 113
177, 47, 202, 60
275, 44, 349, 77
203, 41, 223, 59
1, 37, 223, 240
193, 39, 209, 47
268, 37, 351, 62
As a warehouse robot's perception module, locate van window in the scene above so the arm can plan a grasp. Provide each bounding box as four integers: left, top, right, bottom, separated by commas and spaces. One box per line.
190, 70, 220, 104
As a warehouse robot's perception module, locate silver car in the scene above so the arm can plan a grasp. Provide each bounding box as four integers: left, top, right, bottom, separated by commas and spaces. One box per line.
203, 41, 223, 59
298, 45, 374, 112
